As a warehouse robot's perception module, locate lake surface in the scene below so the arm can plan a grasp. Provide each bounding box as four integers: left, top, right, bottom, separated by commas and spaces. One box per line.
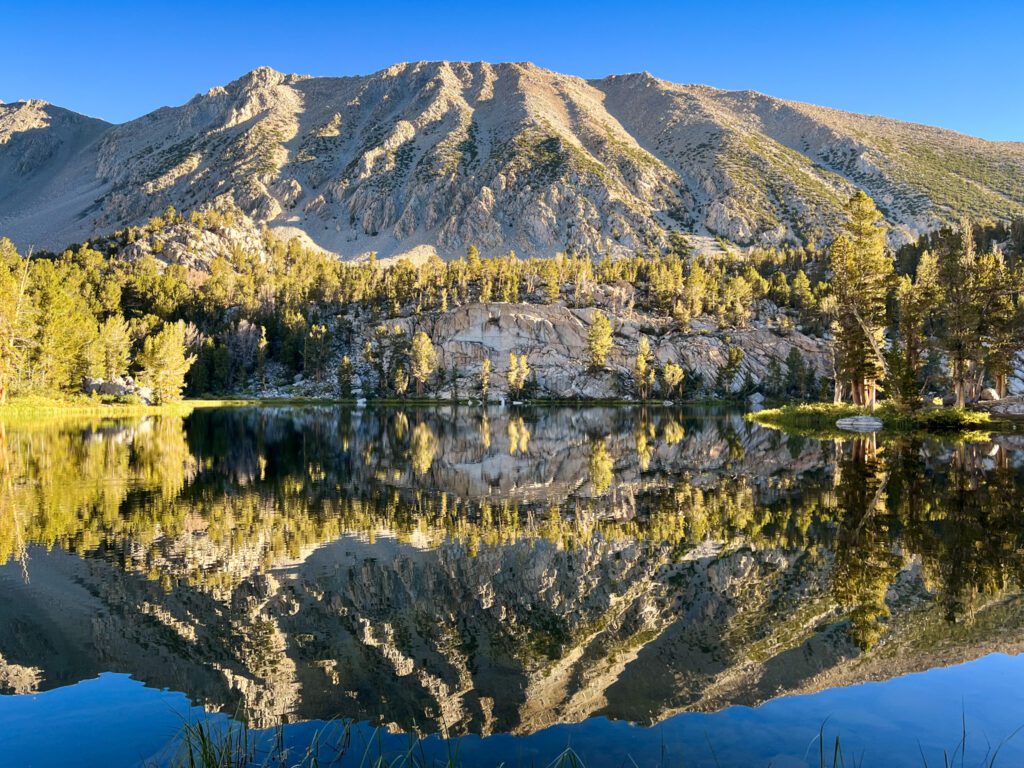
2, 405, 1024, 767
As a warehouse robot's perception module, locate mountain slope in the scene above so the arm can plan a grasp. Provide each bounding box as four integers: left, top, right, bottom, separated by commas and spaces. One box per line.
0, 100, 112, 250
2, 62, 1023, 257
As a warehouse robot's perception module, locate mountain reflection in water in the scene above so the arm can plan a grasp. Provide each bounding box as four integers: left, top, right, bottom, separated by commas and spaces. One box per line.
1, 405, 1023, 754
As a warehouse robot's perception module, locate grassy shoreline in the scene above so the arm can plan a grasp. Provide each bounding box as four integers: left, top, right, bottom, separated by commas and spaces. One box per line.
5, 395, 1017, 439
0, 393, 741, 417
0, 394, 252, 416
747, 401, 1017, 437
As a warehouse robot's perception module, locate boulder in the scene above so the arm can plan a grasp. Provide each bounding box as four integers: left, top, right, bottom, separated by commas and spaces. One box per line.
836, 416, 884, 433
82, 377, 104, 395
979, 387, 1000, 402
98, 381, 131, 397
986, 395, 1024, 417
80, 376, 154, 404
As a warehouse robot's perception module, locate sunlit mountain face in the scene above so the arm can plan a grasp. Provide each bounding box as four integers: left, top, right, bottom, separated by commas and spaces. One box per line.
3, 63, 1023, 257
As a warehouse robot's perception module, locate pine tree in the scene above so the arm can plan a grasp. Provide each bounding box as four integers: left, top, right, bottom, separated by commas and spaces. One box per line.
679, 261, 709, 322
29, 259, 97, 391
977, 250, 1023, 398
90, 315, 132, 381
506, 352, 530, 396
0, 242, 34, 403
409, 331, 438, 395
586, 310, 614, 370
137, 320, 196, 403
784, 347, 808, 399
303, 324, 329, 382
256, 326, 268, 387
768, 271, 790, 306
935, 221, 982, 408
791, 269, 814, 316
542, 261, 560, 303
633, 336, 656, 399
337, 355, 354, 398
829, 192, 892, 408
393, 365, 409, 397
662, 363, 685, 400
448, 365, 459, 402
719, 275, 753, 327
884, 253, 938, 409
479, 358, 492, 400
716, 346, 745, 396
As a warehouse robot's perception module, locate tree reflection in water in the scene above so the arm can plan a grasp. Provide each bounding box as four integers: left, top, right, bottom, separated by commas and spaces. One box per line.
1, 406, 1023, 734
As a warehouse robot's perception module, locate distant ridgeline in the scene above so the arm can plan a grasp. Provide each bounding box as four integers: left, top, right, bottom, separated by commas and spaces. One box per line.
4, 64, 1024, 258
0, 193, 1022, 406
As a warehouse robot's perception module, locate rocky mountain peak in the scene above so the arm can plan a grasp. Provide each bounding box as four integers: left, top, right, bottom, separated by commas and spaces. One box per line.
1, 62, 1022, 257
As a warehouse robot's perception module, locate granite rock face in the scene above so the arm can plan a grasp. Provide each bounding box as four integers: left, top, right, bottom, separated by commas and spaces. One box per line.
350, 302, 831, 400
3, 63, 1023, 256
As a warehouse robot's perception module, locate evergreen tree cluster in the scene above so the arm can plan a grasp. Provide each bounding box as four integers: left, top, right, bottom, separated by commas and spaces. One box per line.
830, 195, 1024, 410
2, 197, 1022, 406
0, 239, 194, 403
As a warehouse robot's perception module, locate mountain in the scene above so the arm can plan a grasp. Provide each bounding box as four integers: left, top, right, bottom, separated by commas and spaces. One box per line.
2, 62, 1023, 258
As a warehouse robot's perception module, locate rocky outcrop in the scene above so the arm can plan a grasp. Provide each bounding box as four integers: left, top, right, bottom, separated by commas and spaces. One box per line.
81, 375, 154, 404
982, 394, 1024, 417
345, 302, 830, 400
3, 63, 1022, 256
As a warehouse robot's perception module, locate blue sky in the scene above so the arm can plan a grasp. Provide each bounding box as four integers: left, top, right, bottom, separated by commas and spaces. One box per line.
2, 0, 1021, 140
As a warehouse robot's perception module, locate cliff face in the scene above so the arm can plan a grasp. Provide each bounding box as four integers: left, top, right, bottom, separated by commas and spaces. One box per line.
286, 300, 831, 401
3, 62, 1023, 256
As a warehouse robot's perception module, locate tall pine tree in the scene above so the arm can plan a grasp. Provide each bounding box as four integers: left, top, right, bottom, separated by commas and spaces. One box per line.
829, 192, 892, 408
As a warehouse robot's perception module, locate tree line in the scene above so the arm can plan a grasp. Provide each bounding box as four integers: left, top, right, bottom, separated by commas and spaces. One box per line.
830, 192, 1024, 409
0, 198, 1021, 405
0, 240, 194, 403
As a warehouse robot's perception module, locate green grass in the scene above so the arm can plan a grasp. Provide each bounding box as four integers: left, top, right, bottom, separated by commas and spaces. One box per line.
0, 393, 743, 417
0, 393, 201, 418
747, 402, 1014, 438
166, 720, 592, 768
0, 395, 289, 428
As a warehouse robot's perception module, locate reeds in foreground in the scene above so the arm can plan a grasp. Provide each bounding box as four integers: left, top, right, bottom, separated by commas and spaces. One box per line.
164, 717, 1021, 768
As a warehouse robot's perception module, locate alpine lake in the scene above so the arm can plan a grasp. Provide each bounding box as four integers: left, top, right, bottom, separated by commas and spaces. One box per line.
2, 405, 1024, 767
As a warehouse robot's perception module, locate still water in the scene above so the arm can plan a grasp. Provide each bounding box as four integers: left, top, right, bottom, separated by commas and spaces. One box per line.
1, 406, 1023, 766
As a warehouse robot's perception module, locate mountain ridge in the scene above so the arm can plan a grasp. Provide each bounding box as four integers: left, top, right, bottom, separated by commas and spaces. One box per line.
3, 61, 1023, 258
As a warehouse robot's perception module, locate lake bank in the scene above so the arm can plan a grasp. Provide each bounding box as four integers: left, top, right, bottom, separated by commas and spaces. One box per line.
746, 401, 1020, 437
6, 396, 1021, 440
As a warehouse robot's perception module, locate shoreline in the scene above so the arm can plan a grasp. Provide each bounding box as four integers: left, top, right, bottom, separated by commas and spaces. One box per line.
2, 396, 1020, 437
0, 394, 741, 416
747, 402, 1020, 437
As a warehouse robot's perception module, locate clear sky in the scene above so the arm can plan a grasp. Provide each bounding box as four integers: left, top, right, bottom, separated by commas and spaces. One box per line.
2, 0, 1021, 140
